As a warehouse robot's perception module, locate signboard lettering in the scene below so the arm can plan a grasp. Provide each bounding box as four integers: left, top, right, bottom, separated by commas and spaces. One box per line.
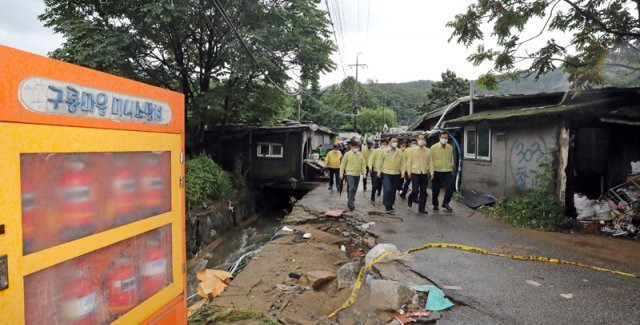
19, 77, 172, 125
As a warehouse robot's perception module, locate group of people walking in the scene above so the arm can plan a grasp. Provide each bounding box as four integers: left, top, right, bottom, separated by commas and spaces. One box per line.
324, 132, 455, 214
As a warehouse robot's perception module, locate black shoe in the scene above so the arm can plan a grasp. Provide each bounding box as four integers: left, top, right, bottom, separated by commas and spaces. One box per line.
399, 194, 406, 200
443, 204, 453, 212
433, 205, 439, 211
377, 192, 381, 197
349, 205, 355, 211
386, 208, 395, 214
408, 199, 413, 207
418, 210, 428, 214
413, 198, 419, 203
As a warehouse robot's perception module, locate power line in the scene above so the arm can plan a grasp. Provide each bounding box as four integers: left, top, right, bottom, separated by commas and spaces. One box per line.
366, 0, 371, 52
324, 0, 348, 79
209, 0, 301, 96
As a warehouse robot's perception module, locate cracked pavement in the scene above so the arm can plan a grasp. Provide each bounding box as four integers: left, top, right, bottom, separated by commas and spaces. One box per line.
295, 182, 640, 324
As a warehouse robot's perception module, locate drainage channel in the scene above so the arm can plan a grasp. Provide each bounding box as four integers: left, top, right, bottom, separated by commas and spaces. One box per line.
186, 189, 309, 305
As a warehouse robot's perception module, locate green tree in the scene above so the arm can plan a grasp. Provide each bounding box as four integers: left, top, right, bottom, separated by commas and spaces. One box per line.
40, 0, 335, 150
447, 0, 640, 89
344, 107, 397, 135
416, 70, 468, 114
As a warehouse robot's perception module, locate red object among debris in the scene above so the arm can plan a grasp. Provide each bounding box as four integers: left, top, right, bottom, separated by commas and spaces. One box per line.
325, 210, 344, 218
393, 310, 431, 324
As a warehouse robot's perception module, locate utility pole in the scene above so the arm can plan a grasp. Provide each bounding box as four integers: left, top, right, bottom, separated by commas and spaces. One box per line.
349, 52, 367, 134
381, 91, 386, 135
469, 80, 475, 115
296, 94, 302, 122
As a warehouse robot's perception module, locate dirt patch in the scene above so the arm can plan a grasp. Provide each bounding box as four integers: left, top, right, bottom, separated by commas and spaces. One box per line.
514, 228, 640, 271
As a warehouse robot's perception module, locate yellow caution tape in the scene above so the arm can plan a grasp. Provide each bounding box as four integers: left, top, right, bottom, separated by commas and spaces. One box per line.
328, 242, 639, 318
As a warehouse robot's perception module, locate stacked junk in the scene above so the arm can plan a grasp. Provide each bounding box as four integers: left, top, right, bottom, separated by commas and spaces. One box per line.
575, 162, 640, 238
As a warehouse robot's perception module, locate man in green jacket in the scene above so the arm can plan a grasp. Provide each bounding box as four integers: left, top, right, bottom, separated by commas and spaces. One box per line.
368, 139, 387, 204
430, 131, 455, 212
377, 137, 405, 213
340, 140, 367, 211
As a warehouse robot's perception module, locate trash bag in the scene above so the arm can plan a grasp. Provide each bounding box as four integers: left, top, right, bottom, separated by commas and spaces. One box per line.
365, 243, 399, 265
574, 193, 595, 220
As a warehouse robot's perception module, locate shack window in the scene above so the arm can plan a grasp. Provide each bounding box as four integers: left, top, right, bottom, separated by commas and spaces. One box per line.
464, 129, 476, 159
477, 128, 490, 159
464, 127, 491, 161
256, 142, 284, 158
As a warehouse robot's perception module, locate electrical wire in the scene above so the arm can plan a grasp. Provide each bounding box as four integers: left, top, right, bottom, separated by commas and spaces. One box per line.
366, 0, 371, 52
324, 0, 348, 79
209, 0, 301, 96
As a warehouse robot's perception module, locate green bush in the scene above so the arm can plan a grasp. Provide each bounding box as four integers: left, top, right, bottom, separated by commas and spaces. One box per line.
230, 157, 247, 188
186, 155, 233, 206
492, 152, 575, 231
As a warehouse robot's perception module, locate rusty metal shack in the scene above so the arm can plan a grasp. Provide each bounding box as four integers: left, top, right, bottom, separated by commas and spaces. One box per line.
206, 120, 334, 188
410, 88, 640, 212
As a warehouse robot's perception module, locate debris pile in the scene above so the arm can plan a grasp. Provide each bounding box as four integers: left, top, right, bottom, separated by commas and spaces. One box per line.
574, 180, 640, 238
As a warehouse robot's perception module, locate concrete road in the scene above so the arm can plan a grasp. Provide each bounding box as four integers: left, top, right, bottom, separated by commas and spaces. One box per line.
297, 181, 640, 324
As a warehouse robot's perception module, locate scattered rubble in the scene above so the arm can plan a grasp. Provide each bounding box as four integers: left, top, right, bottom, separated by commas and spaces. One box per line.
299, 270, 336, 289
369, 279, 416, 310
337, 262, 360, 289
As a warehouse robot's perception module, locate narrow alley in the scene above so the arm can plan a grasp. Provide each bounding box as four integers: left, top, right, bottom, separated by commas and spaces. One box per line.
202, 182, 640, 324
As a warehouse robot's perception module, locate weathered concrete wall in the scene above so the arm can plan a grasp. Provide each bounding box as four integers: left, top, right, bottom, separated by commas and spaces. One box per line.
185, 189, 256, 259
461, 123, 560, 197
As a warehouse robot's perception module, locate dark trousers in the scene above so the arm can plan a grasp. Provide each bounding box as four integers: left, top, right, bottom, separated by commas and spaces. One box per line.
382, 173, 402, 210
346, 175, 360, 208
432, 171, 454, 207
409, 174, 429, 211
328, 168, 340, 188
370, 170, 382, 201
363, 167, 369, 190
401, 172, 411, 196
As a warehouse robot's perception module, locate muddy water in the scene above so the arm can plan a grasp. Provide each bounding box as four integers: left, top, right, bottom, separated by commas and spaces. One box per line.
187, 209, 284, 303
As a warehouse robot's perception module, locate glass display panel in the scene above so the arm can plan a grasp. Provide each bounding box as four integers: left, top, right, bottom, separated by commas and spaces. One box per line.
21, 152, 171, 254
24, 225, 173, 324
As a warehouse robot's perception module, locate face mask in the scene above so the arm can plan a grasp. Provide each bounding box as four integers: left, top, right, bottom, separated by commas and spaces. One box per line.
333, 149, 339, 152
410, 144, 417, 147
381, 145, 388, 149
440, 138, 448, 145
391, 142, 398, 148
352, 147, 359, 152
418, 140, 426, 146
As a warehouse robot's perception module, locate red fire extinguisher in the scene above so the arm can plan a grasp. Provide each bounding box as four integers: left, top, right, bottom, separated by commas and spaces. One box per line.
140, 157, 164, 214
60, 269, 99, 325
58, 160, 96, 242
140, 239, 168, 298
107, 256, 139, 317
111, 163, 137, 226
21, 180, 37, 253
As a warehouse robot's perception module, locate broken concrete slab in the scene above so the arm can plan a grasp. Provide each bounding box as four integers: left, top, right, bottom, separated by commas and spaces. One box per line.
368, 279, 415, 310
337, 262, 361, 289
299, 270, 336, 289
373, 261, 432, 285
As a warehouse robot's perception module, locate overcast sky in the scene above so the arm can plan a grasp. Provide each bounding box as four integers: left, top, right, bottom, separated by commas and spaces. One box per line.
0, 0, 568, 87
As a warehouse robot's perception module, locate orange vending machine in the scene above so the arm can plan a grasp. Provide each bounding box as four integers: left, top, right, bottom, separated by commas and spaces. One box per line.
0, 45, 186, 324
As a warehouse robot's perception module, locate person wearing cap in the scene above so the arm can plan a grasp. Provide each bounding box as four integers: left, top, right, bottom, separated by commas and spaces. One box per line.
340, 141, 367, 211
362, 141, 373, 191
324, 144, 342, 191
399, 138, 418, 199
368, 139, 387, 204
407, 134, 432, 214
431, 131, 455, 212
377, 137, 405, 213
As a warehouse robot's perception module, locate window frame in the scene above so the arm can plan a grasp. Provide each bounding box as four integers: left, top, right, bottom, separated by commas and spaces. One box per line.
464, 127, 477, 159
464, 127, 491, 161
256, 142, 284, 158
476, 128, 491, 161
